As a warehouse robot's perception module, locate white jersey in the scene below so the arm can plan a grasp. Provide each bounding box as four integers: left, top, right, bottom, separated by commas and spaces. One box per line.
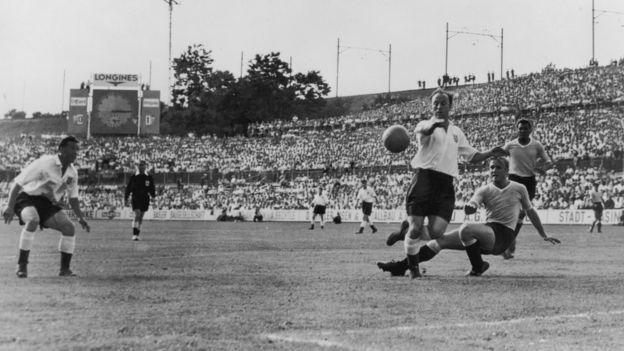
14, 155, 79, 203
468, 181, 532, 230
589, 189, 603, 203
312, 193, 329, 206
503, 138, 551, 177
357, 187, 376, 203
411, 119, 477, 178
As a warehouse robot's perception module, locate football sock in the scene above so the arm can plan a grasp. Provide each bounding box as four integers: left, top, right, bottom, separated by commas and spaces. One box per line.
465, 242, 484, 271
18, 249, 30, 265
507, 239, 516, 254
597, 222, 602, 232
133, 228, 139, 235
60, 252, 72, 270
417, 245, 438, 263
19, 228, 36, 251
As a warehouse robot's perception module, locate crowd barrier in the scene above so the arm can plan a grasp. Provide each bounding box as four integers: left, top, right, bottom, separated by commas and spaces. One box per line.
69, 208, 624, 226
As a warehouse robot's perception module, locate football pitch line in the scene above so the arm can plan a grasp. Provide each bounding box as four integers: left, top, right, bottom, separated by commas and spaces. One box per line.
263, 309, 624, 350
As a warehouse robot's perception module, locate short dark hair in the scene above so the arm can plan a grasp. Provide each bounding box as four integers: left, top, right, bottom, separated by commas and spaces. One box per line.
430, 88, 453, 107
517, 118, 532, 128
59, 135, 79, 148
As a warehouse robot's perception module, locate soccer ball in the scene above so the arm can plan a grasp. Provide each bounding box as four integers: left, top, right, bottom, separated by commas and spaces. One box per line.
382, 125, 410, 153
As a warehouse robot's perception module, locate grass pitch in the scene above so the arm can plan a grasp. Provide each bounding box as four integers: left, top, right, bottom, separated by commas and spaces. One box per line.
1, 220, 624, 350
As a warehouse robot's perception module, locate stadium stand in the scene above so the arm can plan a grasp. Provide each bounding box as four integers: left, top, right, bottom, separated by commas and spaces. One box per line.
1, 64, 623, 212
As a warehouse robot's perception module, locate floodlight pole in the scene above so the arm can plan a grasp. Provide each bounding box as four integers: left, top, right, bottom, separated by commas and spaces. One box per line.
445, 22, 504, 81
388, 44, 392, 94
336, 38, 392, 97
336, 38, 340, 97
592, 0, 624, 63
164, 0, 179, 105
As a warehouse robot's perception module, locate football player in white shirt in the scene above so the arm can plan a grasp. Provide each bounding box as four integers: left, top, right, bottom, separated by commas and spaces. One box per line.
309, 186, 329, 230
378, 157, 560, 277
400, 89, 507, 278
2, 136, 90, 278
355, 179, 378, 234
588, 183, 604, 233
501, 118, 553, 259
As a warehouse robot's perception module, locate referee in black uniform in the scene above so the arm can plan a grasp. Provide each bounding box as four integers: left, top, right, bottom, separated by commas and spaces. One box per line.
124, 161, 156, 241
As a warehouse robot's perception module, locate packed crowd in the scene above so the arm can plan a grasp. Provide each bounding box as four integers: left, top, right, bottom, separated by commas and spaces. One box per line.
0, 105, 622, 175
1, 63, 623, 213
3, 165, 613, 214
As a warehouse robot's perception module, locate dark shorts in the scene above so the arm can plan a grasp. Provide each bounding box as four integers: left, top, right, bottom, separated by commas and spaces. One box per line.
313, 205, 326, 215
361, 202, 373, 216
483, 222, 516, 255
405, 168, 455, 222
14, 192, 62, 228
593, 202, 603, 220
132, 196, 150, 212
509, 174, 537, 200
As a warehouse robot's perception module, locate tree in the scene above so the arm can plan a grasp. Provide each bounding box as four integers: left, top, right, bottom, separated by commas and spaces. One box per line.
171, 44, 215, 108
291, 71, 331, 117
3, 109, 26, 119
168, 48, 332, 136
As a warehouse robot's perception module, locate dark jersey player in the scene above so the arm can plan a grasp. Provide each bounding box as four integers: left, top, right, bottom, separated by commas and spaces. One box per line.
124, 161, 156, 241
501, 118, 552, 259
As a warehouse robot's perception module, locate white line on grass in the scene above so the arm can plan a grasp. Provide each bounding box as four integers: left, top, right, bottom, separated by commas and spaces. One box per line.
264, 309, 624, 350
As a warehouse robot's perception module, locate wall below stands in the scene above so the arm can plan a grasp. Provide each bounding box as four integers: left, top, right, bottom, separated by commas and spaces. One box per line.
71, 208, 623, 226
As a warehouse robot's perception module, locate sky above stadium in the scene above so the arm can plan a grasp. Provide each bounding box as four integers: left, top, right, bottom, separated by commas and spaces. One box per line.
1, 0, 624, 116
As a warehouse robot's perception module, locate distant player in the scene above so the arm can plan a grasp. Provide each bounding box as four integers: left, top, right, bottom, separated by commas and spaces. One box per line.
378, 157, 560, 277
124, 161, 156, 241
501, 118, 553, 259
309, 186, 329, 230
355, 179, 377, 234
2, 136, 90, 278
386, 88, 507, 278
588, 183, 604, 233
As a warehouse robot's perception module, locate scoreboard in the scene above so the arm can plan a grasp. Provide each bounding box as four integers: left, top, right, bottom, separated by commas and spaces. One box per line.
67, 73, 160, 136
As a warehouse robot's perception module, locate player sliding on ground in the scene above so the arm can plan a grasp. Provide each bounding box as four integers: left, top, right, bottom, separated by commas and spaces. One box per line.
377, 157, 560, 277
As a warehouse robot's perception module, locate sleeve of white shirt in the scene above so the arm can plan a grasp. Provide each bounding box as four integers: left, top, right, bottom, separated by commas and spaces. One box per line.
14, 158, 46, 186
68, 170, 80, 199
502, 140, 512, 153
414, 120, 429, 134
370, 188, 377, 198
456, 128, 478, 162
